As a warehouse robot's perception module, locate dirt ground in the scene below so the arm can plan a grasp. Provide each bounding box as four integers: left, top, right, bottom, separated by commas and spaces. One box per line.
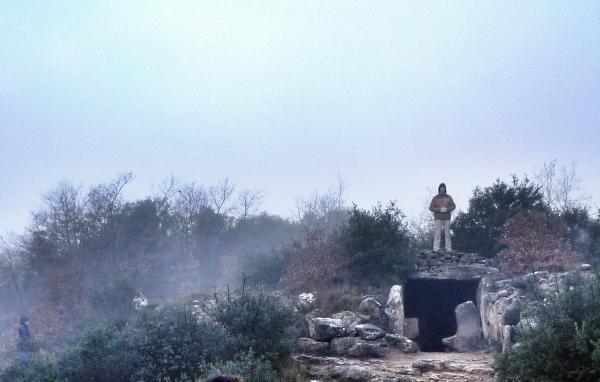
293, 350, 496, 382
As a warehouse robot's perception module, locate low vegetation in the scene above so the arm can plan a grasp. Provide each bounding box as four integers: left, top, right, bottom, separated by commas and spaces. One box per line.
495, 274, 600, 382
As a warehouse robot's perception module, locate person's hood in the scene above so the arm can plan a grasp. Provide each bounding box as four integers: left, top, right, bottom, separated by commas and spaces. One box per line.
438, 183, 447, 194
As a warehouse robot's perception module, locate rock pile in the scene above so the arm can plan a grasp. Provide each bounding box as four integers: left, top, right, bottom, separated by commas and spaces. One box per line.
416, 250, 496, 269
297, 285, 419, 358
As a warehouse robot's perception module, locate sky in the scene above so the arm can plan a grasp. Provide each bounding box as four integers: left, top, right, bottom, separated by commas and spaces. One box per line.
1, 1, 599, 234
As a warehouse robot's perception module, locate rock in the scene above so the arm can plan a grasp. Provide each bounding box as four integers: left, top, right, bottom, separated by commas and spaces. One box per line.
296, 338, 330, 355
297, 293, 317, 313
580, 263, 592, 271
384, 285, 404, 335
501, 302, 521, 325
133, 290, 148, 310
347, 341, 387, 358
385, 334, 419, 353
442, 301, 483, 352
358, 296, 383, 319
412, 359, 436, 372
355, 323, 386, 340
332, 311, 364, 336
307, 317, 346, 341
501, 325, 514, 353
403, 317, 419, 340
330, 336, 360, 355
305, 308, 321, 320
336, 365, 373, 381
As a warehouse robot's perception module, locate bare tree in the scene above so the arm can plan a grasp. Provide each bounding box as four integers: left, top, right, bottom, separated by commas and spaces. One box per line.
535, 160, 557, 209
152, 174, 180, 214
0, 234, 25, 310
409, 186, 436, 249
209, 178, 236, 214
237, 189, 265, 219
535, 160, 589, 211
172, 182, 209, 235
32, 181, 86, 256
295, 176, 348, 231
85, 172, 133, 236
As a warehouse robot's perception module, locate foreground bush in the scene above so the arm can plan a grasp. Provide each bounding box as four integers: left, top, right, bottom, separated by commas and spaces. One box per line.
131, 307, 231, 382
201, 350, 282, 382
1, 289, 293, 382
495, 274, 600, 382
210, 281, 296, 363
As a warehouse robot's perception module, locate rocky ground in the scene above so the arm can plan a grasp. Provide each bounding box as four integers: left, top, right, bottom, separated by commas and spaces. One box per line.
293, 349, 495, 382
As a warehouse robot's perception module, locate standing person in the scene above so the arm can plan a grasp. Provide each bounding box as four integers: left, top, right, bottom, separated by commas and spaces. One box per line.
17, 315, 32, 362
429, 183, 456, 252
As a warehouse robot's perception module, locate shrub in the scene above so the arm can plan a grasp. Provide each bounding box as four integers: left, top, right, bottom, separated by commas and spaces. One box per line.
314, 283, 373, 317
131, 306, 231, 382
201, 350, 282, 382
452, 176, 548, 257
210, 281, 296, 363
498, 212, 579, 275
281, 229, 348, 293
495, 274, 600, 382
338, 202, 415, 286
88, 278, 137, 325
59, 326, 134, 382
0, 355, 61, 382
240, 249, 292, 288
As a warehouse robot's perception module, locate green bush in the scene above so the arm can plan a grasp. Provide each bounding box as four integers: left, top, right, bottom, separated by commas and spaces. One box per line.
0, 355, 61, 382
1, 307, 234, 382
131, 306, 231, 382
59, 326, 134, 382
201, 350, 282, 382
338, 202, 415, 286
88, 278, 137, 325
495, 274, 600, 382
210, 281, 296, 363
240, 248, 292, 288
452, 176, 548, 257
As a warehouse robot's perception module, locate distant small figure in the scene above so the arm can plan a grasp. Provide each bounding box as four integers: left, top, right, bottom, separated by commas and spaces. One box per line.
429, 183, 456, 251
204, 375, 244, 382
17, 315, 32, 362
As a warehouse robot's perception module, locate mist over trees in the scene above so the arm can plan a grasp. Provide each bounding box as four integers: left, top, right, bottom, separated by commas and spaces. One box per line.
1, 162, 599, 380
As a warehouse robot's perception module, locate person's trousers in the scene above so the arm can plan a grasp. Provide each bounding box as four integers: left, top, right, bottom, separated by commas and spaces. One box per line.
433, 219, 451, 251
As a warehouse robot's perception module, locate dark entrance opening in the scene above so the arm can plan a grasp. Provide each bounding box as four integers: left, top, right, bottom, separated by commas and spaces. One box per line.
404, 278, 480, 351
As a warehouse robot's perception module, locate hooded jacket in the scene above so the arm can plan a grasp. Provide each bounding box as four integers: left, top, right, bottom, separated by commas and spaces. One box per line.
429, 192, 456, 220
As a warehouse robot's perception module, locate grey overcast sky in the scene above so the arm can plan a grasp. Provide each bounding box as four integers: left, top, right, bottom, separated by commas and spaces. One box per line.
1, 1, 599, 234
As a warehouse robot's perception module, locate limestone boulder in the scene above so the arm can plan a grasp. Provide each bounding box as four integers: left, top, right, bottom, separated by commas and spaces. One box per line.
347, 341, 388, 358
442, 301, 483, 352
384, 285, 404, 335
296, 338, 329, 355
358, 296, 383, 320
385, 333, 419, 353
306, 317, 346, 341
331, 311, 365, 336
335, 365, 374, 381
296, 292, 317, 313
330, 336, 360, 355
403, 317, 419, 340
355, 323, 386, 340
